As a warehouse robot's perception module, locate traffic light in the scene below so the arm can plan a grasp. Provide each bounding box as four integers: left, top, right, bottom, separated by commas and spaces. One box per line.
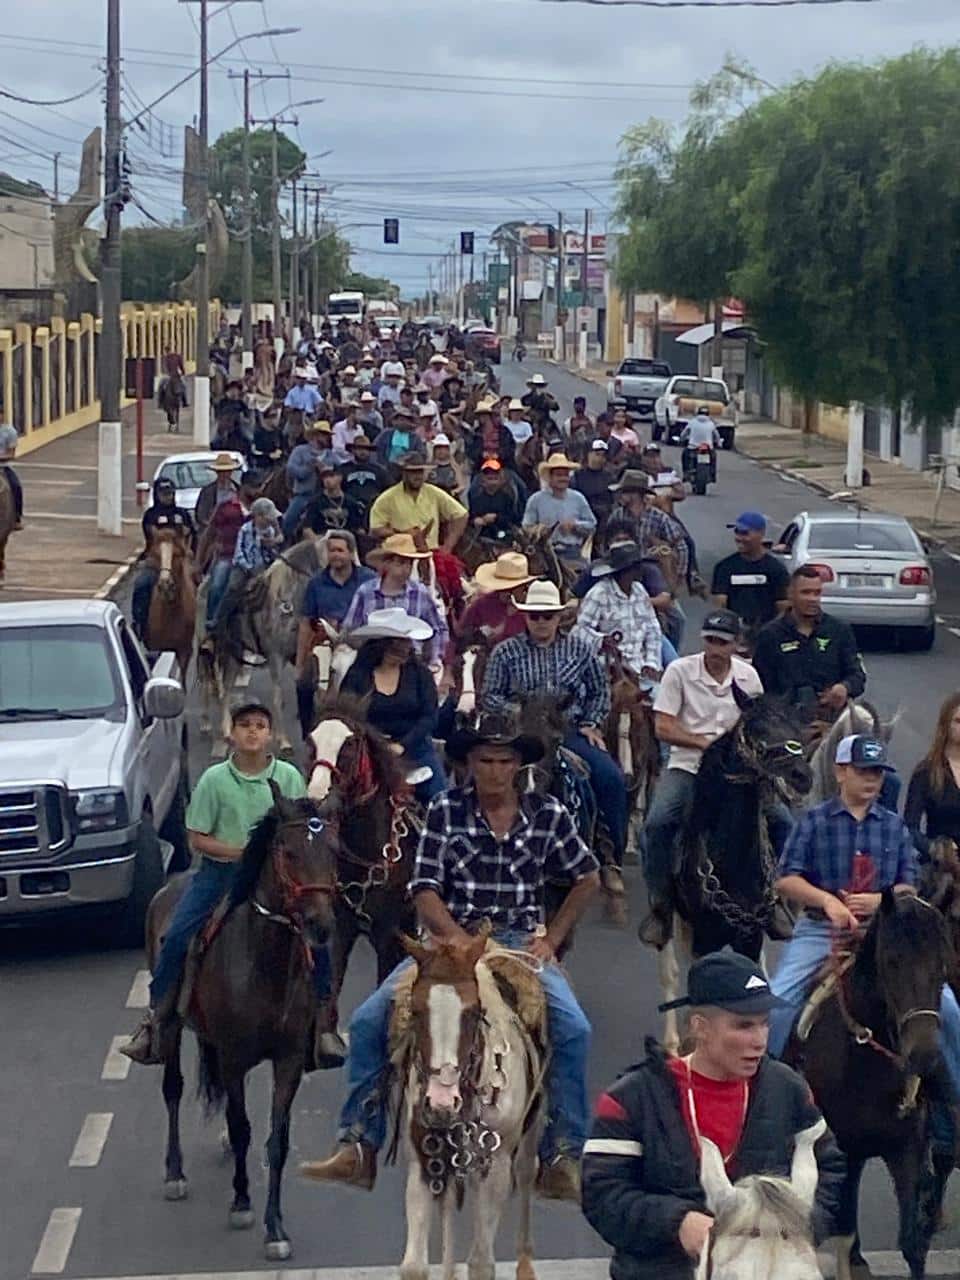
460, 230, 474, 255
383, 217, 399, 244
546, 225, 557, 250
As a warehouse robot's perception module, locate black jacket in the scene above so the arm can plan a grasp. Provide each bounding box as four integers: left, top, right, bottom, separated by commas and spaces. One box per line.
582, 1040, 845, 1280
752, 610, 866, 707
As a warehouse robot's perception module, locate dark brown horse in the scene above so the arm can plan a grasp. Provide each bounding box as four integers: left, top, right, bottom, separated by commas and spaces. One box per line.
602, 646, 660, 843
791, 891, 955, 1280
147, 787, 339, 1261
158, 370, 185, 432
305, 698, 421, 1053
144, 525, 196, 683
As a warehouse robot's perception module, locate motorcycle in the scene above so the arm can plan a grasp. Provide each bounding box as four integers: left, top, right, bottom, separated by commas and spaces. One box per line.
683, 442, 716, 495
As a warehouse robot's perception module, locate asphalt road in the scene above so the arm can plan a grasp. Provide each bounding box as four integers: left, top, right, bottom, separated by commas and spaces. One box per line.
5, 354, 960, 1280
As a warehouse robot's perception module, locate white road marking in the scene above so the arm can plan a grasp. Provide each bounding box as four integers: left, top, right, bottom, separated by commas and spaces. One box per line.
125, 969, 151, 1008
950, 627, 960, 639
234, 669, 252, 688
94, 554, 140, 600
949, 551, 960, 563
68, 1113, 113, 1167
100, 1035, 132, 1081
936, 614, 945, 623
63, 1254, 960, 1280
30, 1207, 82, 1274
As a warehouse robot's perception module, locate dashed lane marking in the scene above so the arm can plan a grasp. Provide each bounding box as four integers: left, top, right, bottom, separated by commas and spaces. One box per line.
100, 1036, 132, 1082
69, 1113, 113, 1168
950, 628, 960, 639
125, 969, 150, 1008
949, 551, 960, 563
234, 669, 252, 689
30, 1207, 82, 1274
94, 553, 140, 600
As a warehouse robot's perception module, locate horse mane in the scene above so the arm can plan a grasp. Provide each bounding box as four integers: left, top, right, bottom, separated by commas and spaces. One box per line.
712, 1175, 813, 1244
226, 796, 317, 911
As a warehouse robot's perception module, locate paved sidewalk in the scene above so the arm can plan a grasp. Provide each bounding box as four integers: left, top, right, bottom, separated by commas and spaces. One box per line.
2, 392, 199, 602
554, 358, 960, 554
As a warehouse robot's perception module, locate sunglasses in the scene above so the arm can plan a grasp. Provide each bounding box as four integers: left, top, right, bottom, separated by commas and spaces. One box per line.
703, 633, 736, 645
527, 611, 559, 622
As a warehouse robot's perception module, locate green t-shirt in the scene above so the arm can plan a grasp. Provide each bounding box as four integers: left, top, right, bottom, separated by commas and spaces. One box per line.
185, 755, 307, 855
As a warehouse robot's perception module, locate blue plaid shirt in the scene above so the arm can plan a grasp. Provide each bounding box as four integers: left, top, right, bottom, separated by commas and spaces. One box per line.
410, 782, 598, 933
482, 631, 610, 729
339, 575, 448, 667
777, 797, 918, 892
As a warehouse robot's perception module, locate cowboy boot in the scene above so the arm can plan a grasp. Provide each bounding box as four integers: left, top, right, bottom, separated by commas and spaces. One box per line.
300, 1141, 377, 1190
535, 1154, 582, 1203
119, 987, 179, 1065
600, 864, 626, 897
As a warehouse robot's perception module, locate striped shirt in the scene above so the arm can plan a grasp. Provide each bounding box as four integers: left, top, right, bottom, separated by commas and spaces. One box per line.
232, 519, 282, 573
572, 577, 663, 677
340, 575, 448, 667
777, 797, 918, 892
409, 782, 598, 932
482, 631, 610, 729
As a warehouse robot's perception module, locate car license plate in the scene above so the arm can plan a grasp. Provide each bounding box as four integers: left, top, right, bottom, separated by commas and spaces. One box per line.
841, 573, 893, 589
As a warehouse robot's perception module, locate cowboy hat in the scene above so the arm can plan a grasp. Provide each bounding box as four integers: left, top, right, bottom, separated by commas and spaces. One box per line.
537, 452, 579, 479
608, 468, 649, 493
418, 403, 436, 418
507, 398, 525, 412
474, 551, 537, 594
590, 541, 646, 578
367, 532, 432, 563
475, 397, 499, 414
305, 419, 332, 435
432, 433, 451, 447
526, 373, 547, 386
341, 365, 357, 376
428, 353, 447, 365
345, 606, 434, 647
359, 390, 376, 403
446, 710, 543, 765
208, 452, 240, 473
513, 580, 565, 612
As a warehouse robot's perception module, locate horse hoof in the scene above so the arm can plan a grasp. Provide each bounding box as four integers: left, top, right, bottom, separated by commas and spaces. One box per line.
229, 1208, 255, 1230
164, 1179, 188, 1201
199, 719, 212, 736
265, 1239, 292, 1261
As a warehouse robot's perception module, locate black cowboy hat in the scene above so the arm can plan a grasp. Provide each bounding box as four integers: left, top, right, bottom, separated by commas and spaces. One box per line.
447, 710, 544, 765
590, 540, 647, 579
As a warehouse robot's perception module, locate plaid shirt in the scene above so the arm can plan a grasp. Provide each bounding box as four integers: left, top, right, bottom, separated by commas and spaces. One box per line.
482, 631, 610, 729
572, 577, 663, 677
409, 781, 598, 932
637, 507, 689, 580
340, 575, 448, 667
777, 796, 917, 893
232, 519, 281, 572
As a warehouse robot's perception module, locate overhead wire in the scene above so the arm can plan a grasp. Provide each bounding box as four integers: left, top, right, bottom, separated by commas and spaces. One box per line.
0, 77, 102, 106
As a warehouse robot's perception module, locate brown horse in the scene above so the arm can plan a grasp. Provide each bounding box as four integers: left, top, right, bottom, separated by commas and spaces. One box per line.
602, 648, 660, 847
0, 468, 15, 585
305, 698, 422, 1055
148, 787, 339, 1261
158, 370, 185, 432
144, 526, 196, 683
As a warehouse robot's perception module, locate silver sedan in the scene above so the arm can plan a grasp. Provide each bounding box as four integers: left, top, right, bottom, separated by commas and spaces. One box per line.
775, 509, 936, 649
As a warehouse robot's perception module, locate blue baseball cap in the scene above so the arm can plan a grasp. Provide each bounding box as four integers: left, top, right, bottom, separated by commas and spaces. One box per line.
835, 734, 895, 772
728, 511, 767, 534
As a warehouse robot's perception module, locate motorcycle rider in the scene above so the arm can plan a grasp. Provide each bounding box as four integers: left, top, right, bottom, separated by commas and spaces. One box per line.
680, 405, 721, 481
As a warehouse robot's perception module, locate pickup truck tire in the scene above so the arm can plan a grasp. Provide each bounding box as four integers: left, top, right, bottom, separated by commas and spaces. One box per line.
117, 816, 164, 948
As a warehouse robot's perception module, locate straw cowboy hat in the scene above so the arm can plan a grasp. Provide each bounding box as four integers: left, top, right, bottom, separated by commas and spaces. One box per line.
513, 580, 565, 612
474, 551, 537, 594
208, 452, 240, 473
367, 532, 432, 564
428, 353, 448, 365
475, 397, 499, 414
447, 709, 543, 765
345, 606, 434, 647
537, 452, 579, 480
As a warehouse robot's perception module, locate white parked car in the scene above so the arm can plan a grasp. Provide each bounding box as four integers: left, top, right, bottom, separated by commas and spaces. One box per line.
150, 451, 245, 516
654, 375, 737, 449
776, 510, 936, 649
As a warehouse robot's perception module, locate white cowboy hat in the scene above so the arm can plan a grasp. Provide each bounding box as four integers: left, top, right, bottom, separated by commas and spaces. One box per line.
418, 402, 437, 418
384, 361, 405, 377
346, 606, 434, 646
514, 580, 565, 612
341, 365, 357, 376
537, 452, 579, 479
433, 432, 451, 447
507, 398, 525, 412
526, 373, 547, 386
474, 551, 537, 594
428, 353, 448, 365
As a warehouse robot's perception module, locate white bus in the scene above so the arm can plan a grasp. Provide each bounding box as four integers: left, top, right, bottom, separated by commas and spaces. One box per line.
327, 291, 365, 325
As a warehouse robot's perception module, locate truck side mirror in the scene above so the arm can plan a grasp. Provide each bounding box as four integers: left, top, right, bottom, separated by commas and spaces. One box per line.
144, 676, 185, 720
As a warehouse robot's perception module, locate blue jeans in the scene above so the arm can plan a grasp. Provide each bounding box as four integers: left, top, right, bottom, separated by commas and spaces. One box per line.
2, 464, 23, 519
768, 917, 960, 1094
564, 730, 628, 863
132, 566, 158, 638
150, 856, 236, 1005
405, 739, 448, 804
661, 635, 679, 668
205, 557, 233, 630
283, 493, 312, 541
338, 931, 591, 1160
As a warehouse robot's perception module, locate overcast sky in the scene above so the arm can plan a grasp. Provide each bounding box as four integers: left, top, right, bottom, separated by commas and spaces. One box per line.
0, 0, 954, 296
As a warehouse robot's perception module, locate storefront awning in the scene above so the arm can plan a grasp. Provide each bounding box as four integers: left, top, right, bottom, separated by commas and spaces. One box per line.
676, 320, 754, 346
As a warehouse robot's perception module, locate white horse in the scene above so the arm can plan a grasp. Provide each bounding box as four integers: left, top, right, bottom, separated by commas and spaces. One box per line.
695, 1120, 826, 1280
806, 700, 894, 806
395, 934, 544, 1280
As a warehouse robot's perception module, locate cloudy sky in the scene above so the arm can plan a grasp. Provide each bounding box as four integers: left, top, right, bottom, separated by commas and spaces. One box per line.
0, 0, 954, 297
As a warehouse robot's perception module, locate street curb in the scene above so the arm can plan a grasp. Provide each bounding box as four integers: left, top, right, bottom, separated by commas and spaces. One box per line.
93, 552, 139, 601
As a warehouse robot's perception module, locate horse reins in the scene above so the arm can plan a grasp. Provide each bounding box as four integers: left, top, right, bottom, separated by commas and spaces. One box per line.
250, 814, 338, 964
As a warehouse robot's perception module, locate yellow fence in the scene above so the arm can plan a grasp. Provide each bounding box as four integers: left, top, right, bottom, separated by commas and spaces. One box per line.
0, 300, 218, 457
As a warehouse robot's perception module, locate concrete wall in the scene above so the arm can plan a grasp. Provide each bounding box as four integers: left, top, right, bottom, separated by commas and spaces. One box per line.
0, 194, 54, 288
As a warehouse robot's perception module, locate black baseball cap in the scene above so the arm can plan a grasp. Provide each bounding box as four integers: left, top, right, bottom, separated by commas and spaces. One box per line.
701, 608, 741, 640
659, 950, 789, 1015
230, 700, 273, 725
835, 734, 895, 772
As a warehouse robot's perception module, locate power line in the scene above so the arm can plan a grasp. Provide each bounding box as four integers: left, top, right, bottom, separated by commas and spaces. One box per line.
0, 77, 102, 106
537, 0, 885, 4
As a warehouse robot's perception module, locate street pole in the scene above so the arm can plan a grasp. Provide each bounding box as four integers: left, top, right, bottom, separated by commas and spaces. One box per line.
579, 207, 590, 370
271, 124, 282, 350
241, 68, 253, 367
554, 210, 564, 362
289, 177, 298, 346
53, 152, 60, 203
192, 0, 210, 447
846, 401, 865, 489
312, 187, 320, 324
98, 0, 123, 536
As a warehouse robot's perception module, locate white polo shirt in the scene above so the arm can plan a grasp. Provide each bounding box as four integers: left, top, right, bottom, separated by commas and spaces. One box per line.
653, 652, 764, 774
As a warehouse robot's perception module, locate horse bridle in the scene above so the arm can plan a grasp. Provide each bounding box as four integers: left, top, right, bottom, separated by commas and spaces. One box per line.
250, 813, 338, 938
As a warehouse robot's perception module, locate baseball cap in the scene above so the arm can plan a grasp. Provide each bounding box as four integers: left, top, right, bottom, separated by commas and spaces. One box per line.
835, 734, 895, 772
433, 433, 451, 447
701, 608, 741, 640
728, 511, 767, 534
590, 438, 609, 452
659, 950, 789, 1015
481, 458, 502, 472
642, 441, 661, 454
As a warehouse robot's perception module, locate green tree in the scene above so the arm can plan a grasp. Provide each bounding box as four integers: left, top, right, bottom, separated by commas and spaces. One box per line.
121, 226, 195, 300
209, 126, 305, 236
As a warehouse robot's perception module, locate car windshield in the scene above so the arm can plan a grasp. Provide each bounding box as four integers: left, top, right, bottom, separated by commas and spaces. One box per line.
159, 460, 236, 489
0, 624, 122, 717
808, 521, 920, 553
671, 379, 726, 402
620, 360, 669, 377
328, 299, 360, 316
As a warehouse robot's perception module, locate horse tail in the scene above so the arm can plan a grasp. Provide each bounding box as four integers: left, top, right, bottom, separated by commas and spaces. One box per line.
196, 1039, 227, 1114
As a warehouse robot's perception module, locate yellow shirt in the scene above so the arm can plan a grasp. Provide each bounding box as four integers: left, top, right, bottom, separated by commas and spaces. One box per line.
369, 482, 467, 548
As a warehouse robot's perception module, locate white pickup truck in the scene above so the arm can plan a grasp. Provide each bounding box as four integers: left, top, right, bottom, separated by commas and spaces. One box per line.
653, 374, 738, 450
0, 599, 187, 943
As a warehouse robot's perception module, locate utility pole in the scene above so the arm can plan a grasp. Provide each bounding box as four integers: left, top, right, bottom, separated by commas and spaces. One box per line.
271, 124, 283, 348
312, 187, 321, 321
554, 210, 564, 362
578, 207, 590, 370
53, 152, 60, 203
192, 0, 210, 446
289, 177, 298, 345
98, 0, 123, 535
